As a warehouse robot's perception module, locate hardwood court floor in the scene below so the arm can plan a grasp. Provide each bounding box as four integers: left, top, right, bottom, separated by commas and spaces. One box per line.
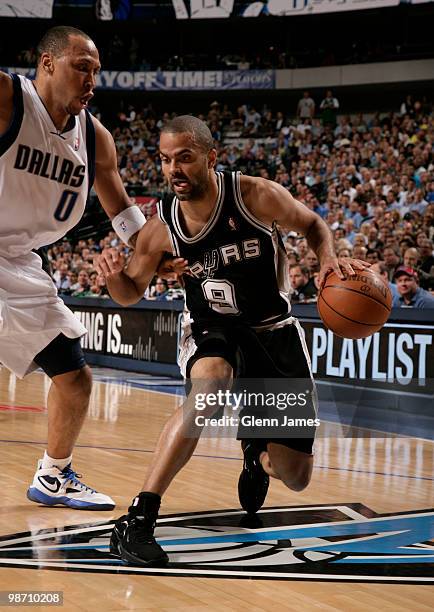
0, 367, 432, 611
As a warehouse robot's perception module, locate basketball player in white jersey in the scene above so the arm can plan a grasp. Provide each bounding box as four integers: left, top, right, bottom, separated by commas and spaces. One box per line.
0, 26, 156, 510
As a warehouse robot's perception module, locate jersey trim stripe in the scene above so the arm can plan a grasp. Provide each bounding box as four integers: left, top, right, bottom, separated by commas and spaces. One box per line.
232, 171, 272, 236
156, 199, 167, 225
0, 74, 24, 158
157, 199, 181, 256
85, 110, 95, 196
271, 227, 291, 309
171, 172, 225, 244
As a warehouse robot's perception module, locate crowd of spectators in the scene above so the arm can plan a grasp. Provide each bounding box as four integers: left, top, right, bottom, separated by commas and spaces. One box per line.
9, 37, 434, 73
46, 233, 185, 302
46, 92, 434, 308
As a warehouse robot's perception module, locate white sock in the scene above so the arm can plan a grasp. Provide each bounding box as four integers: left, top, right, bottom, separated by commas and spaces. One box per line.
41, 451, 72, 471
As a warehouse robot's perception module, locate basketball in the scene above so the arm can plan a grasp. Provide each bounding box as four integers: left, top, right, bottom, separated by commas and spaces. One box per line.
318, 268, 392, 339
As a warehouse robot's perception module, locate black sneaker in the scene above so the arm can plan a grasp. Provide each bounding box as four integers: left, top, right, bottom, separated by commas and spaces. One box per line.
110, 493, 168, 566
110, 515, 168, 566
238, 439, 269, 514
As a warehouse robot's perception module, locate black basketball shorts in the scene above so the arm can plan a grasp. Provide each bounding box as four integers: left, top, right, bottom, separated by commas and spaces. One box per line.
185, 319, 317, 454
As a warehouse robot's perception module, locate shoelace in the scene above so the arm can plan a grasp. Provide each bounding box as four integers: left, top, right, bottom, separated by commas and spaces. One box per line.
61, 467, 96, 493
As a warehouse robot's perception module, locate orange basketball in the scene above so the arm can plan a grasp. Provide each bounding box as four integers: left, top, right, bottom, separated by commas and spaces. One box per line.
317, 268, 392, 339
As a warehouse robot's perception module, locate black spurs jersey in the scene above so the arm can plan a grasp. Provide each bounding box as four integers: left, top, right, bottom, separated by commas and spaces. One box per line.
157, 171, 291, 326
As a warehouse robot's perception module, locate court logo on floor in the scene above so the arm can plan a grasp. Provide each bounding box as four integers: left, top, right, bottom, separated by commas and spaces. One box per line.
0, 504, 433, 583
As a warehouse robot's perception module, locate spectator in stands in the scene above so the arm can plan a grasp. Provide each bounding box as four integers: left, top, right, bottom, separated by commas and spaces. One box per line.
67, 271, 78, 292
286, 251, 300, 266
366, 248, 380, 264
420, 239, 434, 274
166, 279, 184, 300
289, 265, 317, 303
403, 247, 420, 269
400, 95, 414, 116
303, 250, 320, 276
320, 90, 339, 126
54, 263, 70, 294
382, 246, 401, 281
71, 270, 93, 298
392, 266, 434, 308
148, 278, 169, 301
370, 262, 399, 300
297, 91, 315, 120
244, 106, 261, 131
414, 238, 434, 290
295, 238, 308, 260
275, 111, 285, 131
89, 275, 109, 298
353, 245, 368, 261
398, 236, 414, 257
337, 247, 352, 258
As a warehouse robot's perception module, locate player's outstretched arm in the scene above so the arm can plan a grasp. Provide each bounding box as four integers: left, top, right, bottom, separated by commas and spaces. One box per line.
0, 71, 14, 136
241, 175, 369, 286
94, 216, 172, 306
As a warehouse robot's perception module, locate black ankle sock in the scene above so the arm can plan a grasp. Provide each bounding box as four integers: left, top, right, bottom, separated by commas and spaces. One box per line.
128, 492, 161, 518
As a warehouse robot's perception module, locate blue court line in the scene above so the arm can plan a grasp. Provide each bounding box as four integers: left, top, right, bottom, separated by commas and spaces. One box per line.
0, 438, 432, 482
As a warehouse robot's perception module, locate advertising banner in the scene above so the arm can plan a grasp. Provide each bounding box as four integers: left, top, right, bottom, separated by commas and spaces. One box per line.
173, 0, 433, 18
66, 301, 181, 365
0, 1, 54, 18
1, 67, 275, 90
64, 299, 433, 397
1, 0, 432, 19
301, 318, 433, 393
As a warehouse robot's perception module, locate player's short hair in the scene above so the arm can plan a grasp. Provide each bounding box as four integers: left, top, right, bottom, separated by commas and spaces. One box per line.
36, 26, 93, 65
160, 115, 215, 152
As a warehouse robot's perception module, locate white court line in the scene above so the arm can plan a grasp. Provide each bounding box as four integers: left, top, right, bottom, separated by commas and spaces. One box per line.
0, 558, 432, 582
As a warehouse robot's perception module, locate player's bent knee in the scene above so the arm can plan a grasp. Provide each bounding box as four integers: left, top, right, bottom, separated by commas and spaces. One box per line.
281, 468, 312, 492
190, 356, 233, 382
267, 443, 313, 491
188, 357, 233, 417
52, 365, 92, 400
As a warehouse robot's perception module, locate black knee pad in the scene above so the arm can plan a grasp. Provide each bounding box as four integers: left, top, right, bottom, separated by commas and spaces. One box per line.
34, 334, 86, 378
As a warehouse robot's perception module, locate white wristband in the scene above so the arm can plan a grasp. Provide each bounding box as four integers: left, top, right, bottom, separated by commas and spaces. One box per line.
112, 205, 146, 245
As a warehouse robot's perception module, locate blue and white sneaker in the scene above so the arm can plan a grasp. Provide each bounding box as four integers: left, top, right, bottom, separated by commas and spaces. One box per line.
27, 461, 115, 510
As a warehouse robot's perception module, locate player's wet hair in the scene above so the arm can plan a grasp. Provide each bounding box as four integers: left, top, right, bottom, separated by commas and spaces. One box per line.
161, 116, 215, 152
36, 26, 93, 65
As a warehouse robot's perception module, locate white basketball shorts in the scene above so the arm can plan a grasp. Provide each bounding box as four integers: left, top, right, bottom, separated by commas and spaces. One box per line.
0, 252, 86, 378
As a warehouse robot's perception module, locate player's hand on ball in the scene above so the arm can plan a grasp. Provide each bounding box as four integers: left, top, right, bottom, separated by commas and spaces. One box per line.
318, 257, 370, 288
94, 248, 126, 279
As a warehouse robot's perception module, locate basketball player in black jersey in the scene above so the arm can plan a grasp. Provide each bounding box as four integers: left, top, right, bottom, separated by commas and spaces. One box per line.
96, 115, 368, 566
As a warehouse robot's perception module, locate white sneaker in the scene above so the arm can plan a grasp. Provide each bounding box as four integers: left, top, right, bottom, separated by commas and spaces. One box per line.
27, 461, 115, 510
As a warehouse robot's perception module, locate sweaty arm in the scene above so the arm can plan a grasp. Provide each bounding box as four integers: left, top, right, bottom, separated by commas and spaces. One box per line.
240, 175, 369, 283
95, 215, 172, 306
0, 71, 14, 136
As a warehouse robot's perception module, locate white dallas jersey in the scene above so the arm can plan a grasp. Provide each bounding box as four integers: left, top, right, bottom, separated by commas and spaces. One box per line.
0, 74, 95, 258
